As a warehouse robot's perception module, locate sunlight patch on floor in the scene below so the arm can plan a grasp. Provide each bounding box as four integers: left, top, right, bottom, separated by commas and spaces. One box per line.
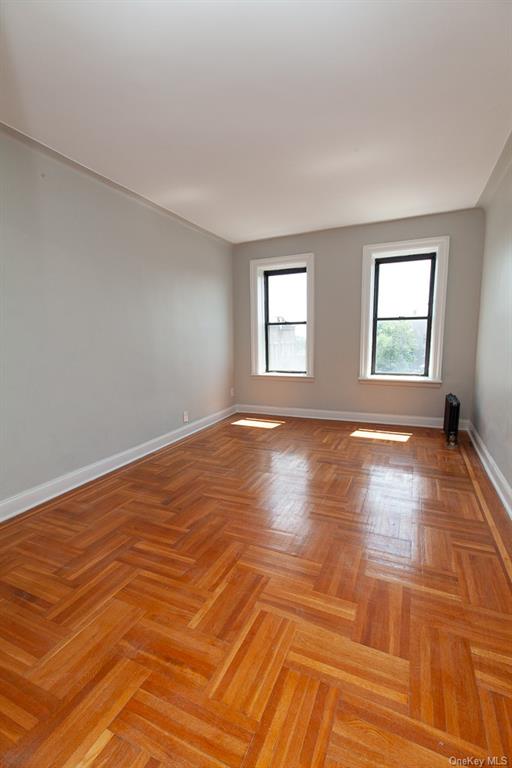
232, 418, 284, 429
350, 428, 412, 443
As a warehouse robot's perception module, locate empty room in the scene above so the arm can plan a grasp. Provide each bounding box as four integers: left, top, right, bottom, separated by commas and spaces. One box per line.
1, 0, 512, 766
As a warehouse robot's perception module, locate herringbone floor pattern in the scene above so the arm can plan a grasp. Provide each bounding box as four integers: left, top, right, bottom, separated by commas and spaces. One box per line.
0, 415, 511, 767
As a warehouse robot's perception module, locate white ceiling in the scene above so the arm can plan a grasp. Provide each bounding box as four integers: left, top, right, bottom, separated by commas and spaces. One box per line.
1, 0, 511, 243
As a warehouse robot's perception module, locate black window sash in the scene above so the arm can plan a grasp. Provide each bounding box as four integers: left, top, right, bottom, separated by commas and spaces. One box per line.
371, 253, 436, 377
264, 267, 307, 374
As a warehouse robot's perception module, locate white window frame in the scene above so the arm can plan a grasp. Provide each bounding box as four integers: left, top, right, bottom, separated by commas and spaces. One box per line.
250, 253, 315, 379
359, 236, 449, 386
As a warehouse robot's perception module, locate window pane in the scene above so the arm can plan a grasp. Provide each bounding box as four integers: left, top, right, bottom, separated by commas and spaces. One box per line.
377, 258, 432, 318
268, 323, 306, 372
374, 319, 427, 374
268, 271, 307, 322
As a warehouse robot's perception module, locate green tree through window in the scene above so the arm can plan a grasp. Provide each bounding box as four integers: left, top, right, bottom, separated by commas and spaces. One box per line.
375, 320, 426, 374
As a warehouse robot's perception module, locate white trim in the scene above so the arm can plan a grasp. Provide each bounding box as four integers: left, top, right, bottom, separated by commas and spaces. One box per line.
236, 403, 470, 430
7, 405, 509, 533
251, 374, 314, 382
468, 424, 512, 520
359, 236, 450, 384
358, 376, 442, 387
0, 406, 236, 523
250, 253, 314, 377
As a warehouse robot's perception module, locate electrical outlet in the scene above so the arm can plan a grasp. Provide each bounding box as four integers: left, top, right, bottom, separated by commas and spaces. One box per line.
230, 387, 235, 398
183, 410, 189, 423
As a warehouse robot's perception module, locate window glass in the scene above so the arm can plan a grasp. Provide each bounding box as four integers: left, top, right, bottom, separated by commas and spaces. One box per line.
267, 271, 307, 322
372, 255, 435, 376
377, 259, 432, 318
267, 324, 306, 372
374, 318, 427, 374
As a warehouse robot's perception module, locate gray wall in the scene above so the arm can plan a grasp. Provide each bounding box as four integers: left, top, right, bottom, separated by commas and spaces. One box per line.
0, 130, 234, 501
474, 136, 512, 487
234, 209, 484, 421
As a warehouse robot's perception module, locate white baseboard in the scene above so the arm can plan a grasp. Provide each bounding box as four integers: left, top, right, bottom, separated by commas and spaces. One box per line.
236, 402, 470, 431
8, 403, 505, 528
468, 424, 512, 520
0, 405, 236, 524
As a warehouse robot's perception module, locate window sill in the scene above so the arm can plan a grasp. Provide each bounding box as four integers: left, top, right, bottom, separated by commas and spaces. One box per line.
358, 375, 442, 387
251, 373, 315, 382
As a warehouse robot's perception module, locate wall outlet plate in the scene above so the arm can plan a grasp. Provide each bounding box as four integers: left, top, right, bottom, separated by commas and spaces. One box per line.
183, 410, 189, 423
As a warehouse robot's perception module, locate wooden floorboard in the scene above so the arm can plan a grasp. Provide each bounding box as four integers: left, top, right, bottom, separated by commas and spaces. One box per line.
0, 414, 511, 767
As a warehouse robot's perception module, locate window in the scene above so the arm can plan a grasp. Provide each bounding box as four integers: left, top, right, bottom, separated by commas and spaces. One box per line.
250, 254, 314, 377
372, 254, 435, 376
265, 268, 307, 373
360, 237, 449, 384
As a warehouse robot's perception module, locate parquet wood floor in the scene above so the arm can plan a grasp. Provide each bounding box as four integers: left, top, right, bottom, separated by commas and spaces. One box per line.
0, 414, 511, 767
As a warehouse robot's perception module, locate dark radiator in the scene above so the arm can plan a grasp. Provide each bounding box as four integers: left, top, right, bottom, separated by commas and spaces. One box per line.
443, 393, 460, 447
